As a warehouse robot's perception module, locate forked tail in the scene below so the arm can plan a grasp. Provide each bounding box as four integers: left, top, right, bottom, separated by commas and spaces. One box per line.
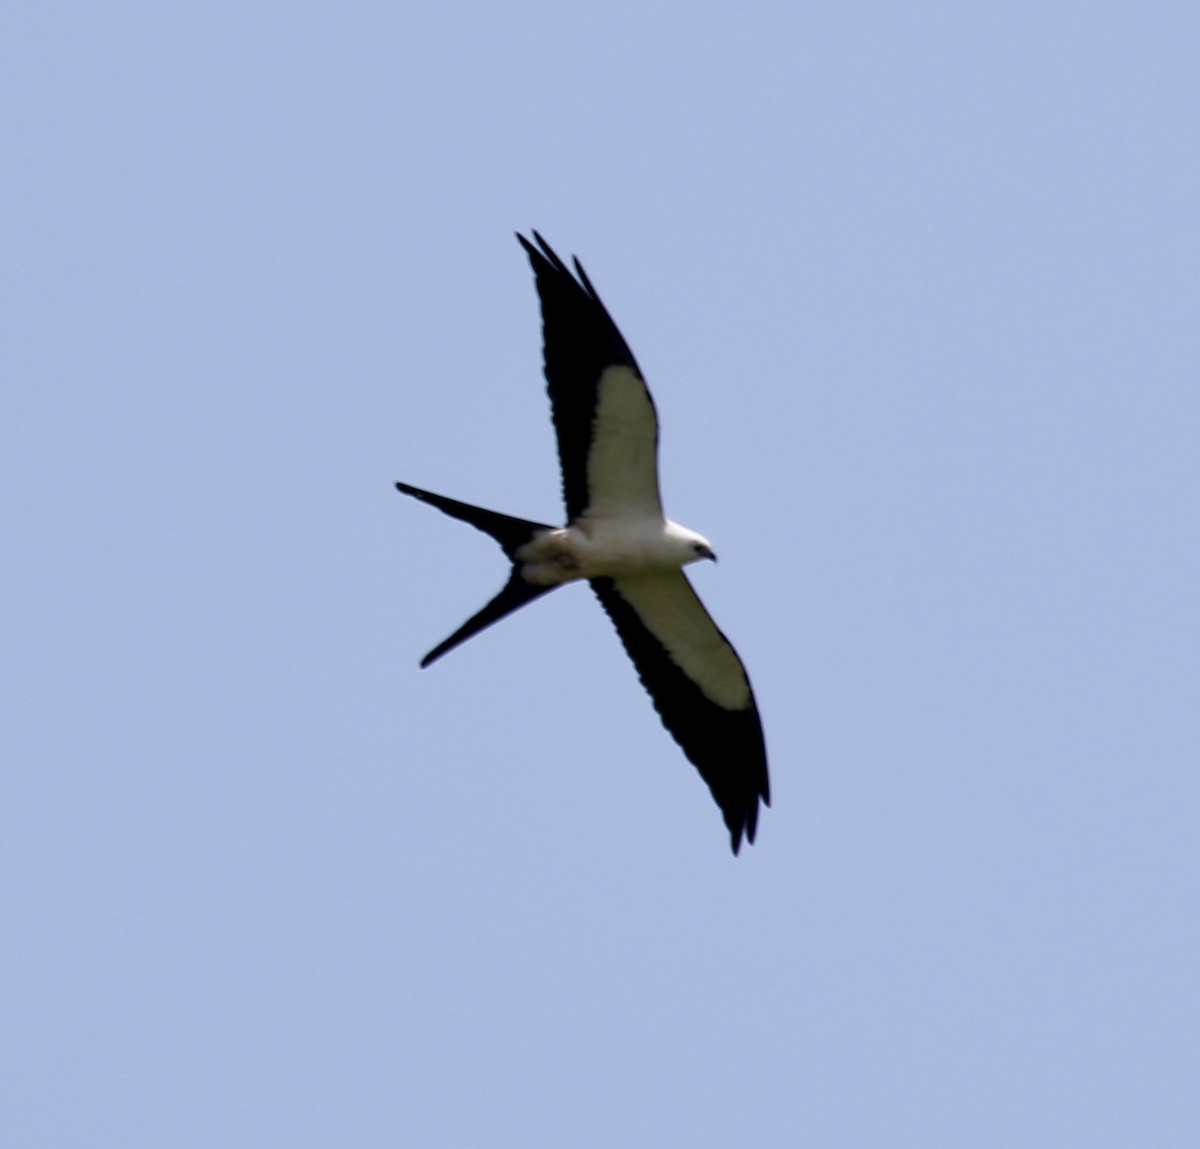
395, 482, 558, 666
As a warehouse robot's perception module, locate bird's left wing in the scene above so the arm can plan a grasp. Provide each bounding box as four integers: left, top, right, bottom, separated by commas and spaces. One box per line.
517, 232, 663, 523
590, 572, 770, 852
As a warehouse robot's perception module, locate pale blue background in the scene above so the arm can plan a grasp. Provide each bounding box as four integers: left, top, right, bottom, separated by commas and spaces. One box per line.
5, 3, 1198, 1145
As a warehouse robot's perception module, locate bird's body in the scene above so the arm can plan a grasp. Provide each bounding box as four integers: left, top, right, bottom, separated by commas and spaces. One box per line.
514, 516, 713, 586
396, 233, 769, 852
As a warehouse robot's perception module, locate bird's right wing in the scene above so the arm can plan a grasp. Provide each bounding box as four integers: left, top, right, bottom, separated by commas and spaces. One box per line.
590, 571, 769, 852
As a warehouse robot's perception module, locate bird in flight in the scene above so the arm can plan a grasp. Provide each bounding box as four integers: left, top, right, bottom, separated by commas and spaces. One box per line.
396, 232, 769, 852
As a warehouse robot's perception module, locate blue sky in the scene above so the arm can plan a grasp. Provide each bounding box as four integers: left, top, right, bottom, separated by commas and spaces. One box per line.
5, 2, 1198, 1144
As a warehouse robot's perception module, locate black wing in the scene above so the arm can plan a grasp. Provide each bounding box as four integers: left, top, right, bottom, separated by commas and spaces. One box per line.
517, 232, 662, 522
591, 573, 770, 852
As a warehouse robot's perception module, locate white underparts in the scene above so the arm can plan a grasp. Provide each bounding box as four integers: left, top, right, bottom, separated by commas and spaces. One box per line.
516, 517, 713, 587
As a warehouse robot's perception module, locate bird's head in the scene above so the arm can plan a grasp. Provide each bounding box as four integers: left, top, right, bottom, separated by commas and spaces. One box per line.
665, 521, 718, 566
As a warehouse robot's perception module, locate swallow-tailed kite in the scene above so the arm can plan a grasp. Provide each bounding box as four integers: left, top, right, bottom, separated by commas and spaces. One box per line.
396, 233, 769, 852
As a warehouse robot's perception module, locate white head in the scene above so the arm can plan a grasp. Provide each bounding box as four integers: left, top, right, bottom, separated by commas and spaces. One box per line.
664, 519, 717, 565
